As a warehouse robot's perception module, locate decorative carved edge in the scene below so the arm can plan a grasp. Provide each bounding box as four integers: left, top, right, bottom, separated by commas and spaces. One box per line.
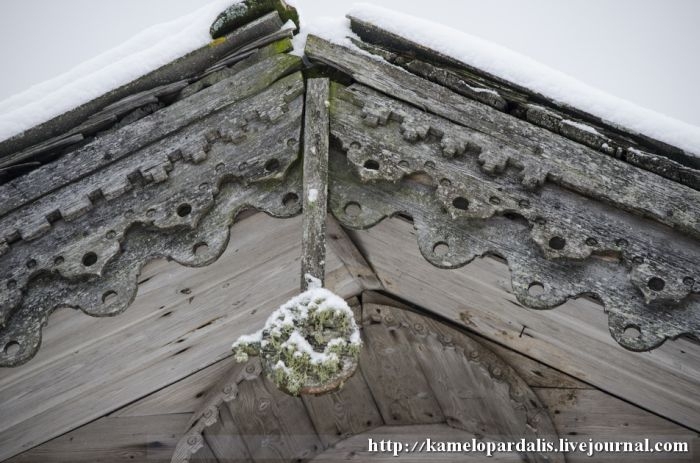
328, 81, 699, 351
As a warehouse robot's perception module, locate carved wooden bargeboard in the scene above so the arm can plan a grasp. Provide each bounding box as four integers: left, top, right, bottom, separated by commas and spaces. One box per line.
0, 2, 698, 462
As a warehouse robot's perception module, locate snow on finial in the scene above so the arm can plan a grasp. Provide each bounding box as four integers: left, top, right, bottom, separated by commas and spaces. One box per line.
232, 286, 361, 395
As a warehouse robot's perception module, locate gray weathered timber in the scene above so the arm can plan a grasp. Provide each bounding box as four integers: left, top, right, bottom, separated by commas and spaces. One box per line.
301, 78, 330, 289
348, 16, 700, 174
0, 72, 305, 366
12, 299, 697, 462
325, 216, 383, 291
172, 297, 563, 462
0, 53, 302, 218
0, 214, 358, 462
228, 375, 322, 461
306, 36, 700, 239
210, 0, 299, 39
348, 218, 700, 430
0, 12, 286, 161
311, 424, 525, 462
360, 315, 445, 425
302, 364, 383, 447
326, 80, 699, 351
371, 303, 561, 463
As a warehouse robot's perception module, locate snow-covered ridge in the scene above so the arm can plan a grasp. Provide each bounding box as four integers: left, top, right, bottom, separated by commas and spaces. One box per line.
1, 1, 699, 158
348, 3, 700, 157
0, 0, 241, 143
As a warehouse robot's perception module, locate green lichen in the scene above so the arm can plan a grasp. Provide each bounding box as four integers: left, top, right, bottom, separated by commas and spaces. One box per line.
232, 287, 361, 395
210, 0, 300, 39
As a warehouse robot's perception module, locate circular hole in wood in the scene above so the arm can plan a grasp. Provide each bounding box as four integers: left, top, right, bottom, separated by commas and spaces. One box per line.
528, 282, 545, 296
54, 256, 64, 265
623, 325, 641, 339
489, 196, 501, 205
344, 202, 362, 218
683, 277, 695, 286
398, 160, 410, 168
177, 204, 192, 217
264, 159, 280, 172
193, 242, 209, 257
585, 237, 598, 246
440, 178, 451, 187
102, 291, 118, 304
363, 159, 380, 170
548, 236, 566, 250
452, 197, 469, 211
82, 252, 98, 267
647, 277, 665, 292
26, 259, 37, 269
282, 192, 299, 208
432, 242, 449, 257
3, 341, 20, 356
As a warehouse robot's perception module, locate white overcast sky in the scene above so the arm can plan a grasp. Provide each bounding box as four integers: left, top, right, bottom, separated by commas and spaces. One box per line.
0, 0, 698, 126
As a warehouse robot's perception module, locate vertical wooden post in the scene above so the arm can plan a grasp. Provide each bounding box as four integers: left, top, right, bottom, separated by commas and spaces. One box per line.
301, 78, 330, 290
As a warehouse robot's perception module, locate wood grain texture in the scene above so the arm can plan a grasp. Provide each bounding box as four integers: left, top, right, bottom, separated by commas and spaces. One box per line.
346, 218, 700, 431
364, 302, 562, 463
228, 376, 322, 461
359, 320, 444, 426
6, 414, 190, 463
326, 217, 383, 292
310, 424, 524, 462
0, 214, 359, 461
302, 361, 383, 447
0, 11, 286, 162
301, 78, 330, 289
308, 35, 700, 238
327, 81, 699, 351
537, 388, 699, 462
347, 16, 700, 186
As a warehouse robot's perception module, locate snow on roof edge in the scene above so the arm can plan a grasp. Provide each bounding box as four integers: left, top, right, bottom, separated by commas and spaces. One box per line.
0, 0, 241, 143
348, 3, 700, 157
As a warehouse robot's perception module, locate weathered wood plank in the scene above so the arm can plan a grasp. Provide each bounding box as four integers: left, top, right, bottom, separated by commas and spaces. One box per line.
347, 218, 700, 431
0, 11, 286, 161
203, 403, 252, 463
479, 338, 589, 390
326, 216, 383, 291
537, 388, 699, 462
348, 16, 700, 179
307, 35, 700, 240
6, 414, 190, 463
111, 357, 240, 418
359, 306, 444, 425
362, 291, 586, 390
0, 52, 302, 218
301, 78, 330, 289
370, 303, 562, 463
310, 424, 524, 462
228, 376, 322, 460
327, 82, 699, 344
0, 215, 359, 461
302, 363, 384, 447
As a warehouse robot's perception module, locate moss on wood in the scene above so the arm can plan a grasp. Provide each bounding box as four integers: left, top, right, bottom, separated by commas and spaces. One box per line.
211, 0, 299, 39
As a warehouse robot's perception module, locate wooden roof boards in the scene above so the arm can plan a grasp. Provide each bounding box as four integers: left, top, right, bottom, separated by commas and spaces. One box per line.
0, 5, 698, 462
